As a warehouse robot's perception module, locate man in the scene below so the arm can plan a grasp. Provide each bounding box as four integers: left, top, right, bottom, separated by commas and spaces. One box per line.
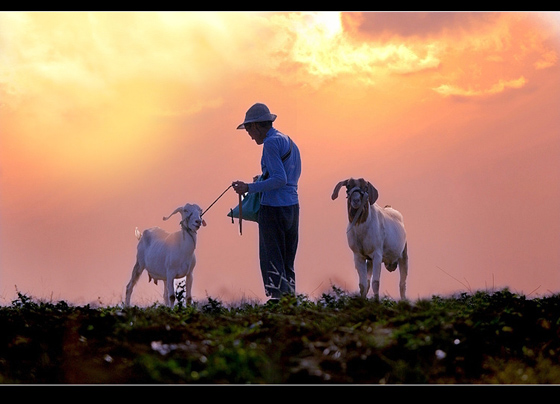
232, 103, 302, 303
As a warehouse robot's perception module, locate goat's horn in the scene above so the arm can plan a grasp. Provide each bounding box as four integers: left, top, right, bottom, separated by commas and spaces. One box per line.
331, 179, 349, 200
163, 207, 182, 221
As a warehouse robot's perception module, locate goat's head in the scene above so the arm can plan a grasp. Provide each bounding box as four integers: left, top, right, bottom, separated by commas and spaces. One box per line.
332, 178, 379, 224
163, 203, 207, 233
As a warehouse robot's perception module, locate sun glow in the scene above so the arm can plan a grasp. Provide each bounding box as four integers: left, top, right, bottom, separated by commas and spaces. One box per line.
309, 11, 343, 38
266, 12, 443, 87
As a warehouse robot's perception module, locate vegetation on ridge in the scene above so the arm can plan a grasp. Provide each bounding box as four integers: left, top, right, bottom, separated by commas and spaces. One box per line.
1, 286, 559, 384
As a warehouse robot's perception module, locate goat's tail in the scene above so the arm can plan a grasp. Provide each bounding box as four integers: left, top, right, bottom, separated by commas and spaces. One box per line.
135, 227, 142, 240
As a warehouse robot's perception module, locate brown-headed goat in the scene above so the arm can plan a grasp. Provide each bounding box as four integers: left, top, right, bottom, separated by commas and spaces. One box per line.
332, 178, 408, 299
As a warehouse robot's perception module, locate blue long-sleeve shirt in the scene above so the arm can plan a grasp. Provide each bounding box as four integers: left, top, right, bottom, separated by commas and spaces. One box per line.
247, 128, 301, 207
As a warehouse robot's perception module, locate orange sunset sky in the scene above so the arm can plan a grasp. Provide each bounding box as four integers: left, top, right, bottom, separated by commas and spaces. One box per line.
1, 11, 559, 306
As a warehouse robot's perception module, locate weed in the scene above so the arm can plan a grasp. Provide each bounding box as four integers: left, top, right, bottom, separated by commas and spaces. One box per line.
1, 287, 559, 383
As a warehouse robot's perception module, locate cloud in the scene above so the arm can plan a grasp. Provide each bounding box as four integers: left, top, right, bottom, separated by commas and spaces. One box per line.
341, 12, 499, 39
433, 76, 527, 98
262, 12, 442, 87
534, 50, 558, 69
0, 13, 252, 110
338, 12, 558, 102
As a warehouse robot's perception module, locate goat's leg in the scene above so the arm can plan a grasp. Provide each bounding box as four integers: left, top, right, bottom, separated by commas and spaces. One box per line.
366, 259, 373, 284
371, 253, 383, 300
354, 255, 369, 298
185, 258, 196, 305
166, 276, 176, 308
185, 273, 194, 305
366, 258, 375, 297
125, 262, 143, 306
398, 243, 409, 300
162, 280, 169, 306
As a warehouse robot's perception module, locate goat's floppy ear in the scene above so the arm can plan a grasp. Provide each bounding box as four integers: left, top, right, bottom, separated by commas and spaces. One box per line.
367, 182, 379, 205
163, 207, 182, 221
331, 179, 349, 200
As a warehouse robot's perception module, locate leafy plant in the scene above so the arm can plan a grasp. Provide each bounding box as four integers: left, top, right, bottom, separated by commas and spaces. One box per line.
1, 287, 559, 384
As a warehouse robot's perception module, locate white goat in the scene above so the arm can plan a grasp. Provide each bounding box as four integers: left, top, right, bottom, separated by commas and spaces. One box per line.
125, 203, 206, 307
332, 178, 408, 300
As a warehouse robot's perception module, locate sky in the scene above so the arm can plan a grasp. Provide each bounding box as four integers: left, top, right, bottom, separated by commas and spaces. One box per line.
1, 11, 559, 306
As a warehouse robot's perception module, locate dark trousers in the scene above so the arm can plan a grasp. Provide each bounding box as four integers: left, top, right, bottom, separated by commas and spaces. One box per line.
258, 204, 299, 299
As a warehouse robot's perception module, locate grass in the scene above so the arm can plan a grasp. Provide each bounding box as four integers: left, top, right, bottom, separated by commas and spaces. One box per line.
1, 286, 559, 384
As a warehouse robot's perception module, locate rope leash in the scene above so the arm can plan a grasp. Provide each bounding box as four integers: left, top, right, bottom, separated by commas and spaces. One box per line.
201, 183, 243, 235
238, 193, 242, 235
201, 184, 232, 217
347, 189, 369, 233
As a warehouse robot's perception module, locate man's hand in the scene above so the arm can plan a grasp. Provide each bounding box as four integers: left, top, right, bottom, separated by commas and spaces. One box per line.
232, 181, 249, 195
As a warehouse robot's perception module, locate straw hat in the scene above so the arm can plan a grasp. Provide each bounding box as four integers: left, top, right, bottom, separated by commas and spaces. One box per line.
236, 103, 277, 129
